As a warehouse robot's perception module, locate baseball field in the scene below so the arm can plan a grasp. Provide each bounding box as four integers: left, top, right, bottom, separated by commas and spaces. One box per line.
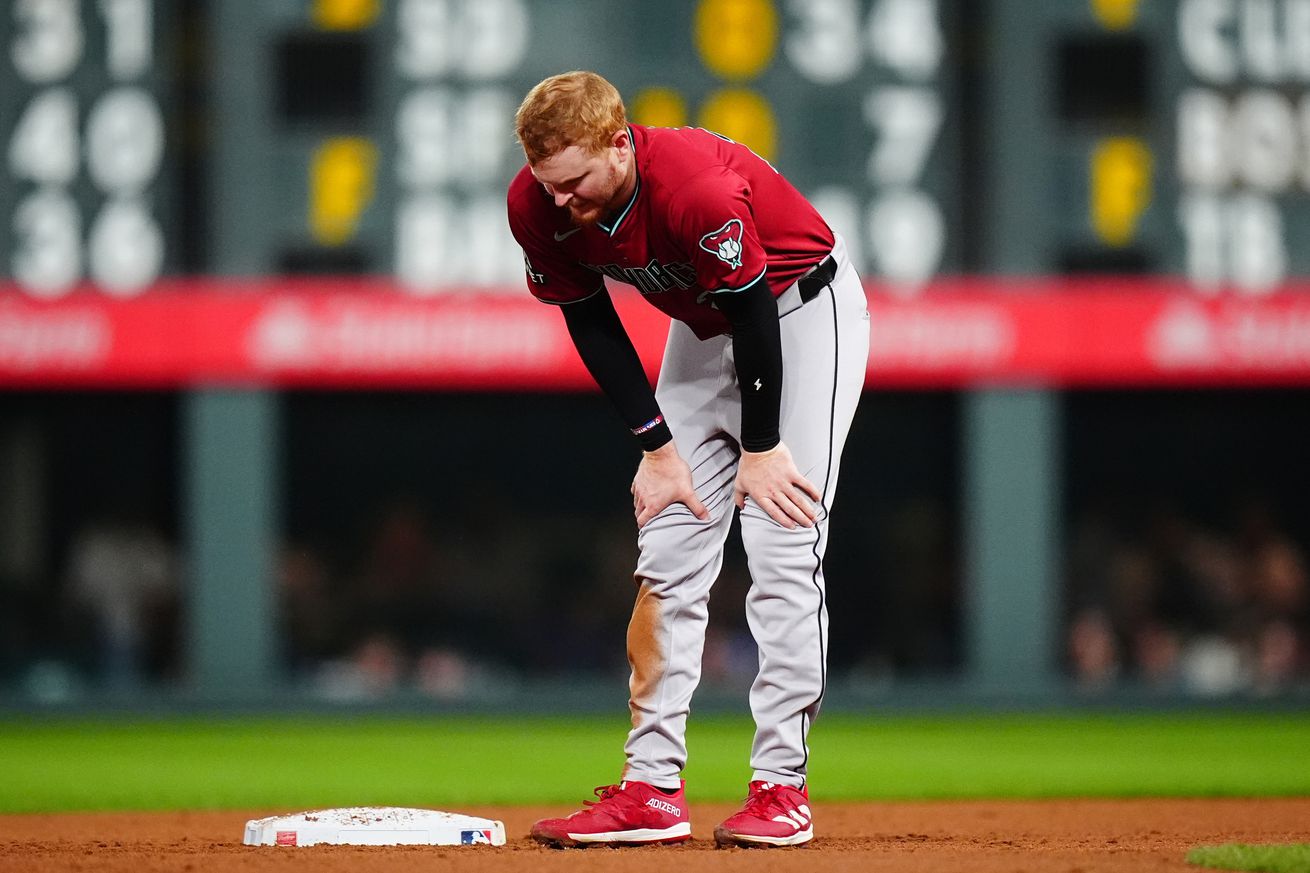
2, 710, 1308, 872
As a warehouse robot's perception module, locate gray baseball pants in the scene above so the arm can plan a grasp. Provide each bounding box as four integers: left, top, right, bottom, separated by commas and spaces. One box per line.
621, 233, 870, 790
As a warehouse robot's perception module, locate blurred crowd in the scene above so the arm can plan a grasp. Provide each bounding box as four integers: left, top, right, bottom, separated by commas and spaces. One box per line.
2, 508, 183, 697
276, 497, 793, 700
5, 493, 1308, 700
274, 494, 965, 700
276, 497, 645, 699
1065, 498, 1308, 694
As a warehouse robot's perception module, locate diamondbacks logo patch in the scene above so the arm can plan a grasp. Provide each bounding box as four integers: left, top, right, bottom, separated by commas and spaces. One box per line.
699, 219, 745, 269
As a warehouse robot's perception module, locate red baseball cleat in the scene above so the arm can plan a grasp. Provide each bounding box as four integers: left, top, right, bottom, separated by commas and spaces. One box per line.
714, 780, 814, 847
530, 780, 691, 847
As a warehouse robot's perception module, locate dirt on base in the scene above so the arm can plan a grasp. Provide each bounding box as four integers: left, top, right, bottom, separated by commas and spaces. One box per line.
3, 799, 1308, 873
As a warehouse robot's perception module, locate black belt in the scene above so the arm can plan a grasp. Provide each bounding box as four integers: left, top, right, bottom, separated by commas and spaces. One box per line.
797, 254, 837, 304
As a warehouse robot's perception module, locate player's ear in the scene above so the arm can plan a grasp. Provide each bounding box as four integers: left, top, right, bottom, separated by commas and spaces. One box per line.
611, 127, 631, 156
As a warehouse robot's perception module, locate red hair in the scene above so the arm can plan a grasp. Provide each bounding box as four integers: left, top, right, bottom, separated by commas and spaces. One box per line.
515, 71, 627, 164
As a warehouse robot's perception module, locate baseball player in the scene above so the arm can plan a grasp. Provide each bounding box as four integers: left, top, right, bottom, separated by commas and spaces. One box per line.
507, 71, 869, 848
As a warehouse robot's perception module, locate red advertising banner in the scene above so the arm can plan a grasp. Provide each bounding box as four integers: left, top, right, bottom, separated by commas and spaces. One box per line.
3, 278, 1310, 389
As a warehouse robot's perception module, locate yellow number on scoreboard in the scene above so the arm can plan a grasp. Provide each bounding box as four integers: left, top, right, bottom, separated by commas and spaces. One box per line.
310, 137, 377, 246
1090, 137, 1152, 247
1091, 0, 1139, 30
632, 87, 689, 129
694, 0, 778, 80
699, 88, 778, 162
313, 0, 379, 30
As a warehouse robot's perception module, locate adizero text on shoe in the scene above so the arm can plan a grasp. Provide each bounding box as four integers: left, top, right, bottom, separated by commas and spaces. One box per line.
530, 780, 691, 848
714, 781, 814, 848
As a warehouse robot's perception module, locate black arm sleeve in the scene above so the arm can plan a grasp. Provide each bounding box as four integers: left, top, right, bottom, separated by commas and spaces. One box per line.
711, 276, 782, 452
560, 290, 673, 452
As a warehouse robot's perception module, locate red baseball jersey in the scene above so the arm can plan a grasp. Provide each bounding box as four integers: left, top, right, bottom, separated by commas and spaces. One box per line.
507, 125, 835, 340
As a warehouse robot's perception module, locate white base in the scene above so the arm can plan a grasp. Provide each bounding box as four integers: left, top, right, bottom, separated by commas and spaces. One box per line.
243, 807, 506, 847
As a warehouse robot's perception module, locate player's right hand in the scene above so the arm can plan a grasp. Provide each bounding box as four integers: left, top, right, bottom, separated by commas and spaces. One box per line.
631, 442, 711, 527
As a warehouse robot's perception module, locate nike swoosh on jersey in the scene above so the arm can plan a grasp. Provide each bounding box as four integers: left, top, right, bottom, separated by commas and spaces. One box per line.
554, 227, 582, 241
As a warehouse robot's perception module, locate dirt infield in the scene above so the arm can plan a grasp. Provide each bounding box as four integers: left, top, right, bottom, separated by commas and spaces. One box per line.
3, 799, 1308, 872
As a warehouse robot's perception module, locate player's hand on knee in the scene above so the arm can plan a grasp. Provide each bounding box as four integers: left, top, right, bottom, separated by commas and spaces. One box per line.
631, 442, 711, 527
734, 442, 821, 529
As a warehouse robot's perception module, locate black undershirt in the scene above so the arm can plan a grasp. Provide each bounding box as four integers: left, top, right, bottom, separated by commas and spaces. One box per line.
560, 276, 782, 453
710, 276, 782, 452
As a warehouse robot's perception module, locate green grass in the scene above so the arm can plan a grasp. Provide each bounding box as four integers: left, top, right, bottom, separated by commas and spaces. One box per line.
1, 711, 1309, 813
1187, 843, 1310, 873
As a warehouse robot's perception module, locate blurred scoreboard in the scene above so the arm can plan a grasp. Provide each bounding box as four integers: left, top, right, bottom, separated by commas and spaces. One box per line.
2, 0, 1308, 299
1043, 0, 1310, 292
206, 0, 967, 293
0, 0, 175, 297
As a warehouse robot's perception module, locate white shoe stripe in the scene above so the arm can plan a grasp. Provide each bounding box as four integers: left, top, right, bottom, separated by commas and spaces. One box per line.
771, 810, 810, 829
567, 822, 691, 843
726, 826, 814, 847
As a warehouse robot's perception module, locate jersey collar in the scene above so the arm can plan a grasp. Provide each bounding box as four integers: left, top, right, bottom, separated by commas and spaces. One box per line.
596, 126, 640, 237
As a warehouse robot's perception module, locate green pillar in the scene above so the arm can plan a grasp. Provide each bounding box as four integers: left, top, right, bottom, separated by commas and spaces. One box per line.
964, 389, 1061, 693
211, 0, 277, 274
967, 0, 1063, 695
184, 389, 280, 694
984, 0, 1054, 273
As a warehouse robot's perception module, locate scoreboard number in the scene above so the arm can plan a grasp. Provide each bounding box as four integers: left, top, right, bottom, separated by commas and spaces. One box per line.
785, 0, 942, 85
11, 189, 82, 296
1173, 0, 1310, 292
5, 0, 165, 296
10, 0, 85, 84
868, 189, 945, 290
88, 196, 163, 294
867, 0, 943, 81
99, 0, 151, 79
85, 87, 164, 193
392, 0, 526, 291
786, 0, 947, 289
864, 86, 943, 186
1178, 192, 1286, 294
394, 0, 528, 80
7, 88, 79, 185
784, 0, 862, 85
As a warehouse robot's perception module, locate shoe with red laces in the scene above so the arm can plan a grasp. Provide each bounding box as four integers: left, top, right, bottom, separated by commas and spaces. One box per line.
714, 780, 813, 847
530, 780, 691, 847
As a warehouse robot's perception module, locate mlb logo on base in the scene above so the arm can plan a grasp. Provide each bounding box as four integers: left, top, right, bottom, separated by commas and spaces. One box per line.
461, 829, 493, 845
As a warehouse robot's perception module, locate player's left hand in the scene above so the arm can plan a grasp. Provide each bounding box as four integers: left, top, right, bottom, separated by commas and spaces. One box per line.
734, 442, 821, 530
